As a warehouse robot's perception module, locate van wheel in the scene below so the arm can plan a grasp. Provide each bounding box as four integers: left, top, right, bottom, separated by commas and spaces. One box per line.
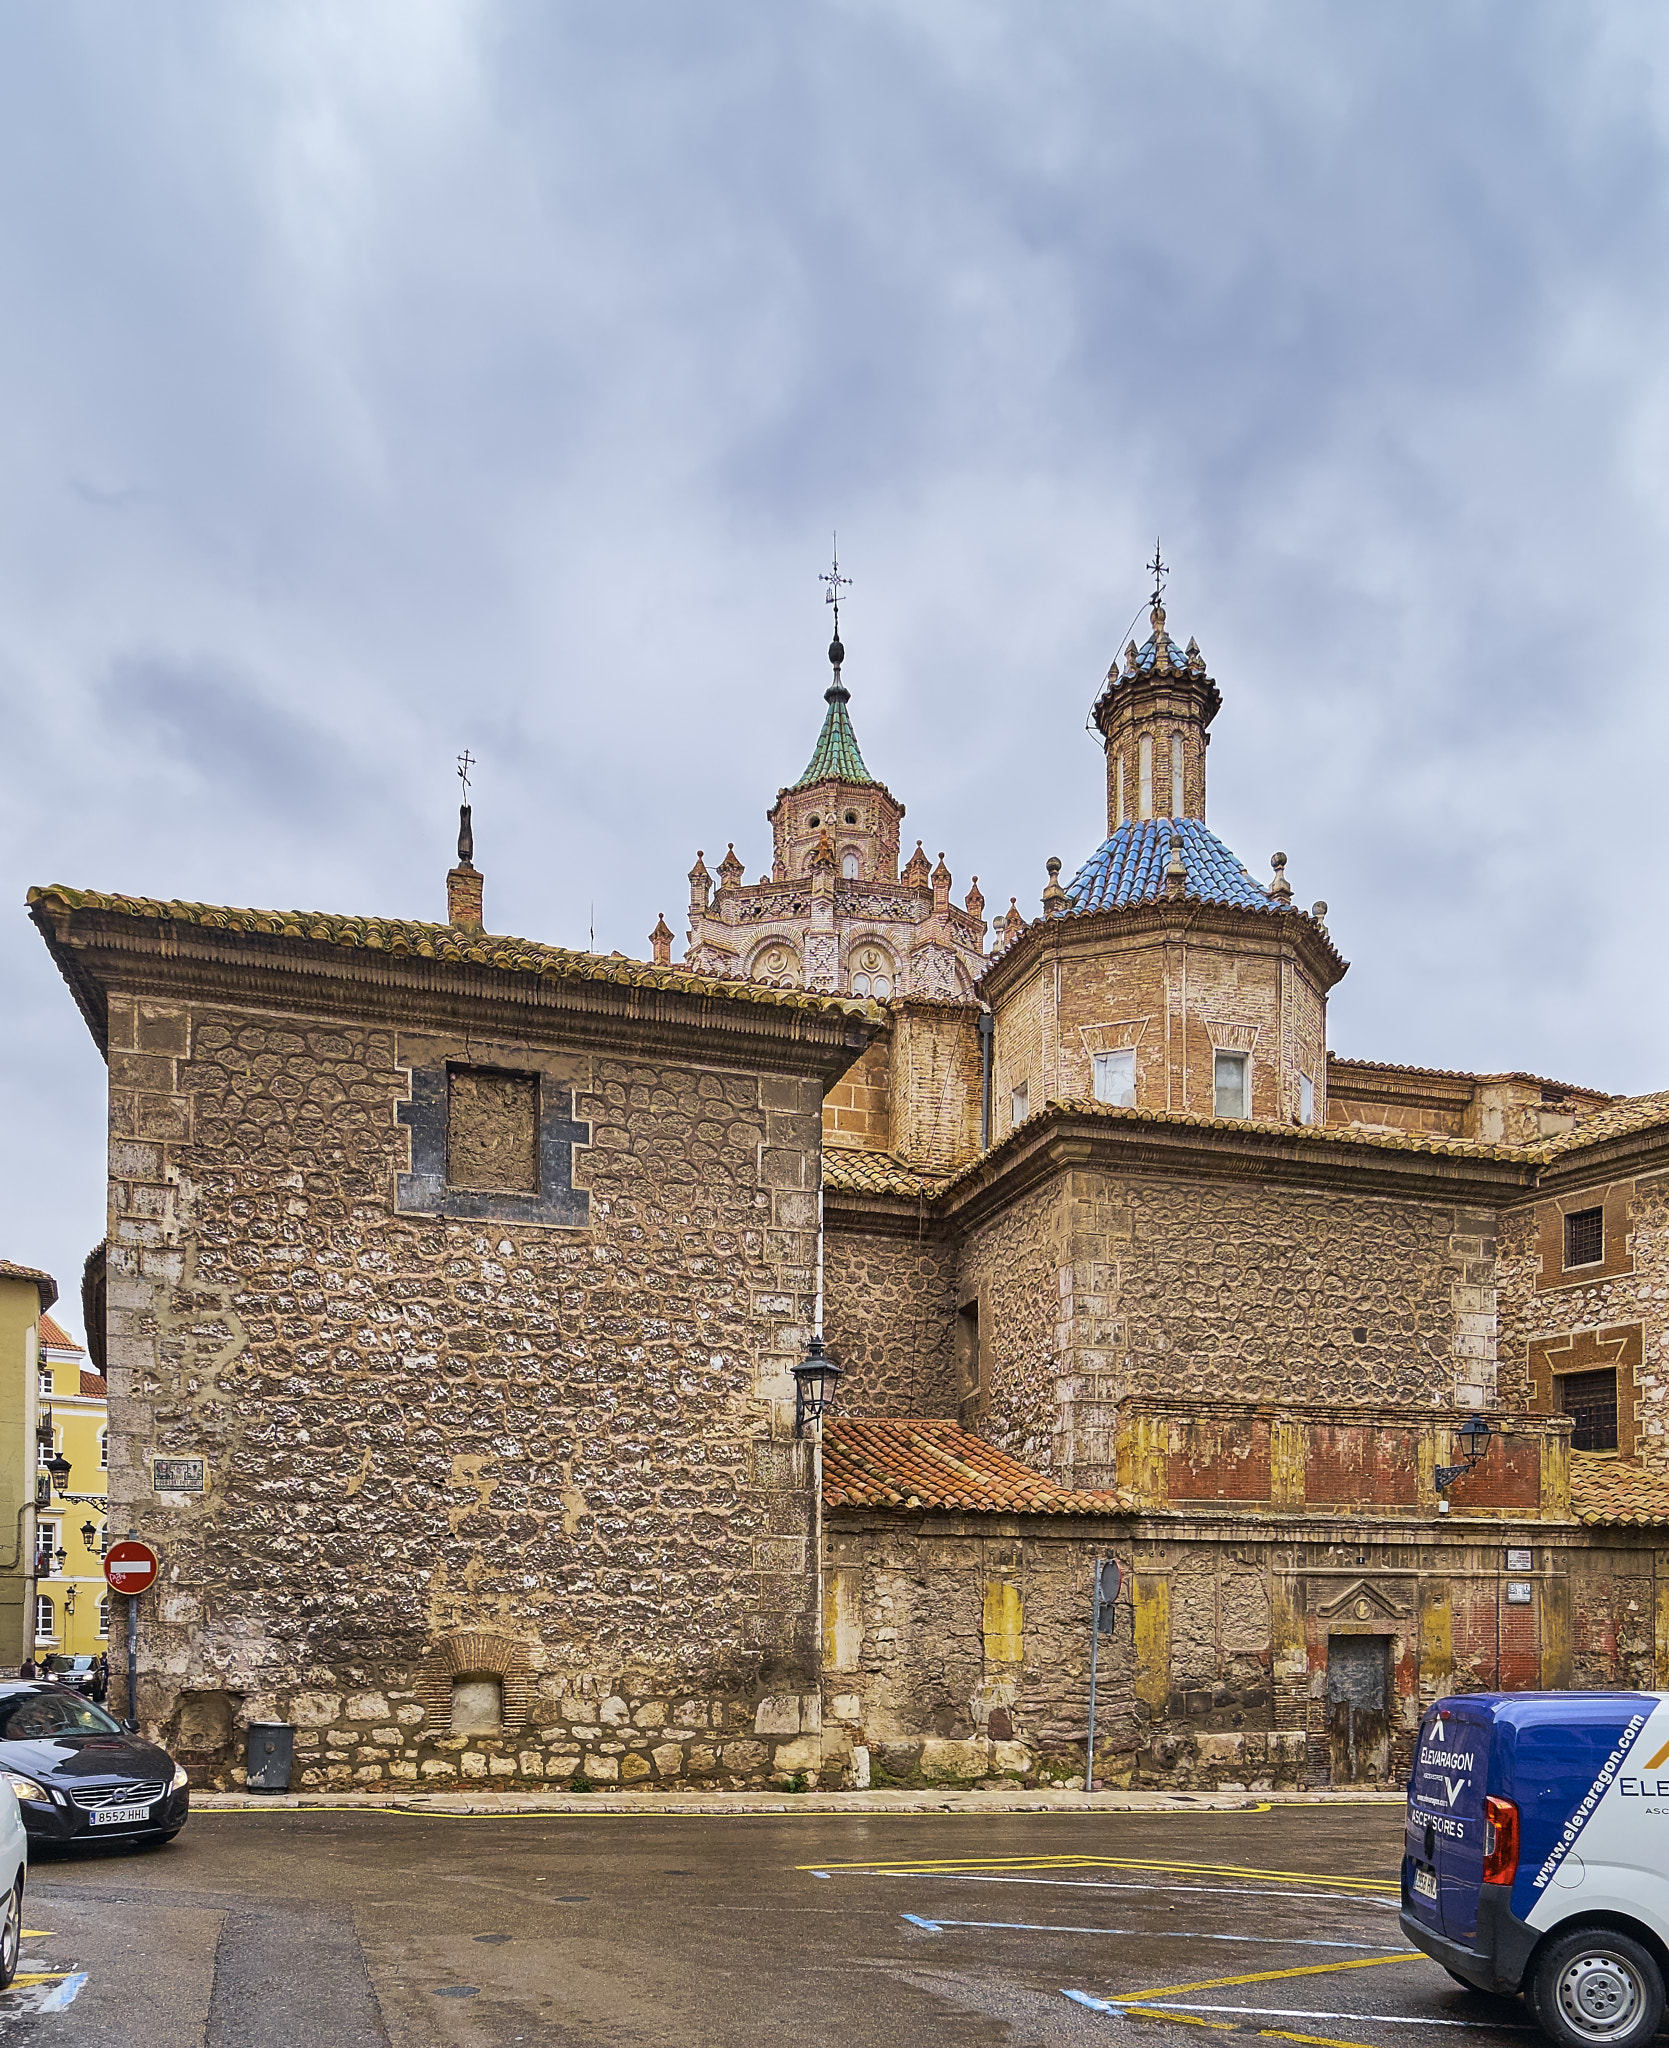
1532, 1929, 1665, 2047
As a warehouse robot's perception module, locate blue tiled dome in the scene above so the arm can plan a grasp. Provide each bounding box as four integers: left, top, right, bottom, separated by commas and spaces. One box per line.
1065, 818, 1277, 914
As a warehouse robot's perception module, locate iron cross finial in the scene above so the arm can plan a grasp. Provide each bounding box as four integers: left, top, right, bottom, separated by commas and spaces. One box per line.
457, 750, 475, 796
1146, 538, 1168, 607
819, 535, 852, 640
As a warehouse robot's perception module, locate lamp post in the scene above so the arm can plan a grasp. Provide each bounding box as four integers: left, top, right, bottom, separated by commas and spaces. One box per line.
792, 1336, 843, 1440
1435, 1414, 1496, 1494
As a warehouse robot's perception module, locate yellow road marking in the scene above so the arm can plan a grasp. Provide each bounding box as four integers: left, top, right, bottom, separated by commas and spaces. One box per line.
1117, 2014, 1381, 2048
11, 1973, 70, 1987
798, 1853, 1398, 1894
1117, 1953, 1418, 2002
21, 1930, 52, 1938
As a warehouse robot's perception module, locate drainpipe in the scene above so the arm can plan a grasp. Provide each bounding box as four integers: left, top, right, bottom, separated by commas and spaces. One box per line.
978, 1009, 994, 1151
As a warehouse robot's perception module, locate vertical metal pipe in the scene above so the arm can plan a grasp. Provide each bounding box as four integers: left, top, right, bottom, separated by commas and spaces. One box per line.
978, 1010, 993, 1151
1085, 1561, 1100, 1795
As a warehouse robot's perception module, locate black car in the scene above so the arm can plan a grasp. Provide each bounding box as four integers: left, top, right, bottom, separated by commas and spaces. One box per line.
40, 1657, 101, 1700
0, 1684, 188, 1846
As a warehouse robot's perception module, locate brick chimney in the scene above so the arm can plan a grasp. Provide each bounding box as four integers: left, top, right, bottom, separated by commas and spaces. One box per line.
447, 804, 484, 931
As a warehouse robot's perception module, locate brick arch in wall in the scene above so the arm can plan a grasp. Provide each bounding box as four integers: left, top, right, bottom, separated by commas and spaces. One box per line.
417, 1630, 536, 1733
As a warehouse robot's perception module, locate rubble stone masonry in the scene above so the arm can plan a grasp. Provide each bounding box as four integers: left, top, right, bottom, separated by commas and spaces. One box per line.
103, 988, 838, 1790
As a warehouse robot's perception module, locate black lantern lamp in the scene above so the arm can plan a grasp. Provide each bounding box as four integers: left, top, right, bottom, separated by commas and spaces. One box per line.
80, 1520, 97, 1550
43, 1450, 72, 1496
793, 1335, 843, 1439
1435, 1413, 1496, 1494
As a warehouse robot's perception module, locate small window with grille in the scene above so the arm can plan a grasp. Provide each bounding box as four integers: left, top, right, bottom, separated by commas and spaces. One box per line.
1561, 1367, 1618, 1452
1564, 1207, 1604, 1269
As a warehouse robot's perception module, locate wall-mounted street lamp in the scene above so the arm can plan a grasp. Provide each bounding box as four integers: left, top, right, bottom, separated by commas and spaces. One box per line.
1435, 1414, 1496, 1495
793, 1335, 843, 1440
43, 1451, 72, 1497
80, 1521, 97, 1550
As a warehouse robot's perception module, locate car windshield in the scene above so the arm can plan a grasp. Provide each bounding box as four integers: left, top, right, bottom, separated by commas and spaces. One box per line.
0, 1689, 122, 1739
43, 1657, 89, 1674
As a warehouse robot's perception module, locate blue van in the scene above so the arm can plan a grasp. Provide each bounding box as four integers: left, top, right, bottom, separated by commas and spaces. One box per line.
1403, 1691, 1669, 2046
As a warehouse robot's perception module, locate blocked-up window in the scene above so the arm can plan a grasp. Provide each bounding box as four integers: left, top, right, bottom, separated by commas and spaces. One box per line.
1010, 1082, 1029, 1125
447, 1068, 539, 1192
1299, 1073, 1315, 1125
1561, 1367, 1618, 1452
1564, 1207, 1604, 1269
1093, 1049, 1136, 1107
451, 1675, 503, 1734
841, 851, 860, 878
1214, 1051, 1249, 1120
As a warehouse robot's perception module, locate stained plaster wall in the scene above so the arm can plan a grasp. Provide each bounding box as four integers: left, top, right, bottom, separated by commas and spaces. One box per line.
821, 1510, 1669, 1793
103, 991, 829, 1790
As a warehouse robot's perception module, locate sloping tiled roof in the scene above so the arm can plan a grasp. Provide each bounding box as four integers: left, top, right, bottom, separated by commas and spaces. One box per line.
37, 1312, 82, 1356
79, 1370, 108, 1400
1065, 819, 1282, 916
823, 1417, 1131, 1515
795, 682, 874, 788
823, 1151, 954, 1199
1536, 1091, 1669, 1160
28, 886, 879, 1024
1570, 1457, 1669, 1527
0, 1262, 56, 1313
1330, 1053, 1612, 1099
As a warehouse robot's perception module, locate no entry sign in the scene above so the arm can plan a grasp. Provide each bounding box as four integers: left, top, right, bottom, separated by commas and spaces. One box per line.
103, 1541, 159, 1596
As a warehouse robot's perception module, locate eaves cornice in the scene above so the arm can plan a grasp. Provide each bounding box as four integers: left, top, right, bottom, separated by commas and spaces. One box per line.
29, 894, 884, 1081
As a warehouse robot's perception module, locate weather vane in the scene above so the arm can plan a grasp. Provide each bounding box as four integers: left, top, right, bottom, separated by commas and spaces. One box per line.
457, 750, 475, 797
819, 536, 852, 639
1146, 538, 1168, 608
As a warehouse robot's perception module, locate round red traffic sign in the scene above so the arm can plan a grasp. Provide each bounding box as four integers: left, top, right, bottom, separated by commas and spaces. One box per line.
103, 1541, 159, 1595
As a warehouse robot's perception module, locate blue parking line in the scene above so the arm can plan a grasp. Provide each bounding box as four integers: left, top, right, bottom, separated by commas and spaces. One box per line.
37, 1973, 88, 2012
903, 1915, 1399, 1949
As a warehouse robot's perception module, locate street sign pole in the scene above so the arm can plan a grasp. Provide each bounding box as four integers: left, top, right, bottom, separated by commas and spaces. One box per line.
103, 1534, 159, 1728
1085, 1557, 1122, 1796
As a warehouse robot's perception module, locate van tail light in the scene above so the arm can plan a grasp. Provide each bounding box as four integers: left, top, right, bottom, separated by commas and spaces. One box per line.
1482, 1797, 1520, 1885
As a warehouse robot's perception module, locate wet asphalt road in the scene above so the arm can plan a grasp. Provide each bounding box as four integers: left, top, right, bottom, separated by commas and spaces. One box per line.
0, 1803, 1542, 2046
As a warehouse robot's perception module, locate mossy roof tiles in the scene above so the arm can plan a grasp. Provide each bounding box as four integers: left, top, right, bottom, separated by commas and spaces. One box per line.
822, 1417, 1131, 1515
26, 885, 880, 1024
822, 1152, 954, 1198
1570, 1456, 1669, 1527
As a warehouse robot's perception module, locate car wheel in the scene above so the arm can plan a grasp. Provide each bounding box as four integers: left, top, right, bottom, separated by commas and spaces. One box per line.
0, 1876, 21, 1990
1532, 1928, 1665, 2047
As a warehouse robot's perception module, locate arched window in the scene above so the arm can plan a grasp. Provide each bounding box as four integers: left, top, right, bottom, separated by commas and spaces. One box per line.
841, 851, 859, 879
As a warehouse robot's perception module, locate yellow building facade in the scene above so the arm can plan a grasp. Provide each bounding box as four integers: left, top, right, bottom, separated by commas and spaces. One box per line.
0, 1260, 57, 1667
33, 1312, 109, 1664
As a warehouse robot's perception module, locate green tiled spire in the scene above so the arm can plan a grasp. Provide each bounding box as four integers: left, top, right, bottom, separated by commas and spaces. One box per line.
795, 675, 874, 788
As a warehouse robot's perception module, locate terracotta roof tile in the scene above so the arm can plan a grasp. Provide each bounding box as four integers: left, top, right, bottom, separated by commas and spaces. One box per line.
37, 1312, 83, 1355
823, 1417, 1130, 1515
822, 1152, 954, 1199
79, 1370, 108, 1400
1533, 1091, 1669, 1160
27, 885, 881, 1025
1570, 1456, 1669, 1527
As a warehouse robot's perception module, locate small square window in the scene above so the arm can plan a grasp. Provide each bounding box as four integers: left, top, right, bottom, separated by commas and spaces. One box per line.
1010, 1082, 1029, 1125
1298, 1073, 1315, 1126
1214, 1051, 1248, 1120
1561, 1366, 1618, 1451
1564, 1207, 1604, 1269
1093, 1049, 1136, 1108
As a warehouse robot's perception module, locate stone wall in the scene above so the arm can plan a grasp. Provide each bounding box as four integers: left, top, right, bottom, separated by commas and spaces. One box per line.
104, 990, 830, 1789
956, 1166, 1501, 1485
820, 1508, 1669, 1793
821, 1226, 958, 1417
1498, 1168, 1669, 1471
823, 1511, 1136, 1789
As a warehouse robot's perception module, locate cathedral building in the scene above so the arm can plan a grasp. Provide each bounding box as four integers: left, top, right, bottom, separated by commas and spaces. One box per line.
28, 572, 1669, 1797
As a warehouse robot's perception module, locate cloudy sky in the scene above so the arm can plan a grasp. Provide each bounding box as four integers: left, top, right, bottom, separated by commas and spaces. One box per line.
6, 1, 1669, 1336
